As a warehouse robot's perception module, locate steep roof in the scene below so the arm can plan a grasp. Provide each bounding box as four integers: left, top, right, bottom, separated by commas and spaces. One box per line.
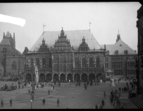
101, 39, 136, 55
31, 30, 101, 51
0, 38, 11, 45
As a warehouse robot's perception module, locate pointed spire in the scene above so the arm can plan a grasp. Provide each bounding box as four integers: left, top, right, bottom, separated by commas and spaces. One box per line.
42, 38, 45, 44
116, 29, 121, 43
60, 27, 64, 36
82, 36, 85, 43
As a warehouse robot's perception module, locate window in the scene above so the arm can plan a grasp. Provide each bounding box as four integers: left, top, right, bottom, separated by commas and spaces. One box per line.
124, 50, 128, 54
11, 61, 17, 70
105, 63, 108, 68
89, 57, 94, 67
2, 48, 7, 52
42, 58, 46, 67
106, 57, 108, 61
49, 58, 52, 68
96, 57, 100, 67
75, 57, 80, 68
82, 57, 87, 68
115, 50, 118, 55
36, 58, 39, 67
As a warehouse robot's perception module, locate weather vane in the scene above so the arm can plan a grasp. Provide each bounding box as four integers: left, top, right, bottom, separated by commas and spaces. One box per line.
43, 24, 46, 32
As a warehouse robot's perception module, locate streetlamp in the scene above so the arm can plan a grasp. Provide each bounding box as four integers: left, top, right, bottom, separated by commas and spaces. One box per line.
30, 99, 33, 109
1, 48, 7, 77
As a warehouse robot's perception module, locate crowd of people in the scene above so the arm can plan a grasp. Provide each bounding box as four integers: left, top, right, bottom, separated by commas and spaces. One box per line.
0, 76, 137, 109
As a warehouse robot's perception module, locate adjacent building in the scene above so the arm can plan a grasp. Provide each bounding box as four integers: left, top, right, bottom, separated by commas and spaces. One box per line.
101, 32, 137, 79
0, 31, 25, 78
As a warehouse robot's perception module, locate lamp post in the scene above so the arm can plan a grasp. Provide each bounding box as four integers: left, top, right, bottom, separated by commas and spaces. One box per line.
30, 99, 33, 109
1, 48, 7, 77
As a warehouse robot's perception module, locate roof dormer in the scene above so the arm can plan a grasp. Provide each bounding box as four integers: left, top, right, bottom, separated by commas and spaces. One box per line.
114, 50, 118, 55
78, 36, 90, 52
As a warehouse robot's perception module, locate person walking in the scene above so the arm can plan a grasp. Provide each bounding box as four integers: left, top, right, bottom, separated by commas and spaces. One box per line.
42, 98, 45, 105
57, 98, 60, 107
1, 99, 3, 107
95, 104, 98, 109
102, 99, 105, 107
10, 98, 12, 106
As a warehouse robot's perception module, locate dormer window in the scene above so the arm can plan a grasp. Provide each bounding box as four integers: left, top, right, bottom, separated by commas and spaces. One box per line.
115, 50, 118, 55
78, 36, 89, 52
124, 50, 128, 54
106, 50, 109, 55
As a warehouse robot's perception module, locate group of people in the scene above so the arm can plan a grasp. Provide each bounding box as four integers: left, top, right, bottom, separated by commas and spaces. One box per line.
0, 83, 18, 91
109, 90, 124, 109
0, 77, 20, 82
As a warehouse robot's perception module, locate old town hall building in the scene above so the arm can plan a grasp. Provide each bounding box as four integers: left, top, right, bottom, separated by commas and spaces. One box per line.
24, 28, 106, 82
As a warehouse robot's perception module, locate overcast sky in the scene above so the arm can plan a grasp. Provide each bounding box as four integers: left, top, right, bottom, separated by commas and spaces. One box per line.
0, 2, 141, 53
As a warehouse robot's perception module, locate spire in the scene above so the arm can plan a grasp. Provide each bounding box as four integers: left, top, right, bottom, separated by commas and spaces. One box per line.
82, 36, 85, 43
116, 29, 121, 43
60, 27, 64, 36
42, 38, 45, 44
43, 24, 46, 33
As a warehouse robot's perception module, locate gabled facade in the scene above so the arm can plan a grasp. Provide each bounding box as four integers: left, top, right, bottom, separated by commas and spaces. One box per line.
24, 29, 106, 83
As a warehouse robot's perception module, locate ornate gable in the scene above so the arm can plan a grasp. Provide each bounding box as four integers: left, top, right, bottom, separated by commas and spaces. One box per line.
53, 28, 72, 52
38, 38, 50, 52
78, 36, 90, 52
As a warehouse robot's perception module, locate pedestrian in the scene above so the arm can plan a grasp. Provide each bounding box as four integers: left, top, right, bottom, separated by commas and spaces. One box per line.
119, 87, 121, 91
48, 90, 50, 95
102, 99, 105, 107
10, 98, 12, 106
95, 104, 98, 109
57, 98, 60, 107
1, 99, 3, 107
42, 98, 45, 105
99, 103, 103, 109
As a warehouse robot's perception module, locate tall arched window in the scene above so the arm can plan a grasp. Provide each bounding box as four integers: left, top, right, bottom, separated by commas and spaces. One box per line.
11, 61, 17, 70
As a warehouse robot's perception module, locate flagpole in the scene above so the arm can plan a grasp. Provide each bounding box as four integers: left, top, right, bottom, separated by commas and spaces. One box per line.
89, 22, 91, 31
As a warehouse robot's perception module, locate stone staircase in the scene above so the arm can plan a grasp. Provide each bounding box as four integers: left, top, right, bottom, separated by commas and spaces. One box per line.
130, 94, 143, 108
